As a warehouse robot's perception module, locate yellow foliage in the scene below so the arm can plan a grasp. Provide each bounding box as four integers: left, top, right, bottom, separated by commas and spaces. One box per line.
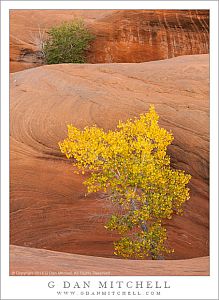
59, 105, 191, 259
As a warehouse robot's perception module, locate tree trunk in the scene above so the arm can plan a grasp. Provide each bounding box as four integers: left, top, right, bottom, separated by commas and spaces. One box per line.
130, 199, 148, 232
130, 198, 164, 260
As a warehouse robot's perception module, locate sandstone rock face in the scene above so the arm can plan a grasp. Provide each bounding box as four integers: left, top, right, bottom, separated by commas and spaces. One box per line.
10, 245, 209, 276
10, 55, 209, 260
88, 10, 209, 63
10, 10, 115, 72
10, 10, 209, 72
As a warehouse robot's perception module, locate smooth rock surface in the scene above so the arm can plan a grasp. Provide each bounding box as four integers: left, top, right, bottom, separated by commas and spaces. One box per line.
10, 245, 209, 276
10, 55, 209, 259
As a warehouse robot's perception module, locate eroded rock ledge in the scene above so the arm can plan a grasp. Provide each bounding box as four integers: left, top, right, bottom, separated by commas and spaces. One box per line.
10, 10, 209, 72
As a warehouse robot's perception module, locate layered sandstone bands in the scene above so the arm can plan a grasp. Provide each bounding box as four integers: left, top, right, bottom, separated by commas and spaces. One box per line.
88, 10, 209, 63
10, 55, 209, 261
10, 10, 209, 72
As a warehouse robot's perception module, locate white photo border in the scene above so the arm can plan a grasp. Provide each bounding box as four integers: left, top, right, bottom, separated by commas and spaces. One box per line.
1, 1, 218, 299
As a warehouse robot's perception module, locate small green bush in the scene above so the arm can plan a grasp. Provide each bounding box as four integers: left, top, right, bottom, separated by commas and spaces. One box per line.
43, 20, 94, 64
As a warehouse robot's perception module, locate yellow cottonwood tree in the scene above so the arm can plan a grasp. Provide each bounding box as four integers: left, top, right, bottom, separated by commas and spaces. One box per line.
59, 105, 191, 260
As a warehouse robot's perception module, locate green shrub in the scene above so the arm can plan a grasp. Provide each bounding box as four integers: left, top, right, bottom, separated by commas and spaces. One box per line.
43, 20, 94, 64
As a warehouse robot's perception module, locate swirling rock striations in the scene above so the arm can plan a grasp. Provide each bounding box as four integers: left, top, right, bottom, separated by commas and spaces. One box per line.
10, 10, 209, 72
10, 55, 209, 260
